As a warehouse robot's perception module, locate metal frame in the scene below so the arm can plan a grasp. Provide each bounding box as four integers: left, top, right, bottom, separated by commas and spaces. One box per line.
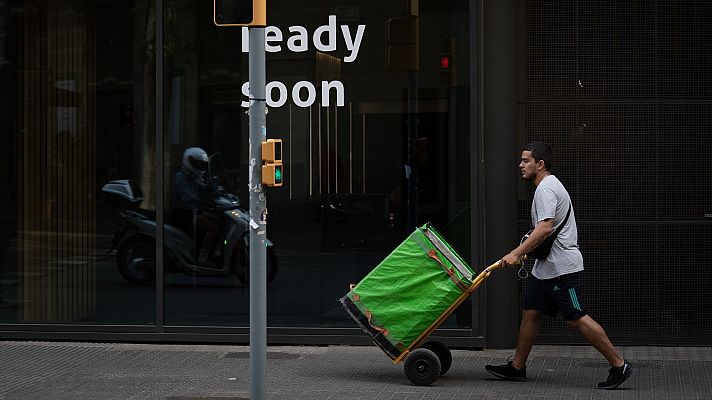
155, 0, 165, 336
0, 325, 483, 348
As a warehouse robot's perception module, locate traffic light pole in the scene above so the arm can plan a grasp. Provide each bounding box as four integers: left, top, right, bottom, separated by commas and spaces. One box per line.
406, 70, 419, 232
248, 27, 267, 400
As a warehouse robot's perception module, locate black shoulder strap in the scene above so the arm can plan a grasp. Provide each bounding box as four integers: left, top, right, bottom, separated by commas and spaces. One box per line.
554, 203, 572, 237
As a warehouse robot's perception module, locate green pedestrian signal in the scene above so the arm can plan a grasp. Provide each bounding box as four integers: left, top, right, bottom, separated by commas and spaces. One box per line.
261, 139, 283, 187
262, 163, 283, 187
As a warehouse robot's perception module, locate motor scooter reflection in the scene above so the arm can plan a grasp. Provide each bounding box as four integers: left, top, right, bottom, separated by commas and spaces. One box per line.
101, 153, 277, 286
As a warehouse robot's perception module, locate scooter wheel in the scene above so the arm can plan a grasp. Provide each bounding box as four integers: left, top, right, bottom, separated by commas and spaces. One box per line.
420, 341, 452, 376
404, 348, 441, 386
116, 237, 156, 285
235, 246, 278, 285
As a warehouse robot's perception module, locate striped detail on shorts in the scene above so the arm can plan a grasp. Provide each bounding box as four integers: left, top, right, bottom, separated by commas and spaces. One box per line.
569, 288, 582, 311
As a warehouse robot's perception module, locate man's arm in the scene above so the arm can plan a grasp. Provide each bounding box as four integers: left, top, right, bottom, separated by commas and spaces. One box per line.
174, 174, 204, 209
501, 218, 554, 266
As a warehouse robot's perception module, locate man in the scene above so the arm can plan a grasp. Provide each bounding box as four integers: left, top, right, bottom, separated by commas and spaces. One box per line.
485, 142, 633, 390
173, 147, 221, 265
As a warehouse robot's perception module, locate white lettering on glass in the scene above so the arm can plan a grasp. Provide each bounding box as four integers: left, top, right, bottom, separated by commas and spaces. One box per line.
238, 15, 367, 108
242, 81, 342, 108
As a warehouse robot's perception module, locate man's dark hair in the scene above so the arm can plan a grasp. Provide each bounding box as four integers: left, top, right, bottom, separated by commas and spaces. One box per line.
522, 142, 552, 171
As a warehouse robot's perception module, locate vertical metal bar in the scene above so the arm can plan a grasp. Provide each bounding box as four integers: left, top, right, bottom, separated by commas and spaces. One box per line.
362, 114, 365, 193
41, 14, 48, 322
289, 104, 292, 199
471, 0, 484, 339
249, 27, 267, 400
349, 102, 352, 194
335, 106, 338, 194
327, 105, 330, 194
318, 105, 322, 194
87, 9, 96, 316
309, 105, 312, 196
406, 70, 419, 232
155, 0, 164, 332
49, 13, 56, 321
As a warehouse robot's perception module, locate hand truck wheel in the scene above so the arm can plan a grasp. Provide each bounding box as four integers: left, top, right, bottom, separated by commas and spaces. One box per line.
404, 348, 441, 386
421, 341, 452, 376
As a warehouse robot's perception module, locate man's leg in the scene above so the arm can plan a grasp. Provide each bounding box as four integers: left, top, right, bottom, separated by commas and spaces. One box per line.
567, 315, 623, 367
485, 275, 549, 381
196, 213, 220, 263
568, 315, 634, 389
484, 309, 538, 381
512, 309, 540, 370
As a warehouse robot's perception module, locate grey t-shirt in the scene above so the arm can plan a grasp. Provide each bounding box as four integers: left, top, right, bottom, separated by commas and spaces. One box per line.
531, 175, 584, 279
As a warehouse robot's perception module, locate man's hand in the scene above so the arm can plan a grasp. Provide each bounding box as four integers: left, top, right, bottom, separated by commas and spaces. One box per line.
500, 218, 553, 267
501, 252, 523, 267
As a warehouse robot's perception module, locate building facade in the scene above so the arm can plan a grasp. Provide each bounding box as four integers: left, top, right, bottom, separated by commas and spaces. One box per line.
0, 0, 709, 347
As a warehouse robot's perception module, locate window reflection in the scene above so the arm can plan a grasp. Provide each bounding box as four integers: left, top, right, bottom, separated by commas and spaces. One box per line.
162, 1, 472, 329
0, 0, 471, 331
0, 0, 155, 324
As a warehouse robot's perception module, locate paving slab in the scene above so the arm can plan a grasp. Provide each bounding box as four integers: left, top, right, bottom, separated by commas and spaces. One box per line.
0, 341, 710, 399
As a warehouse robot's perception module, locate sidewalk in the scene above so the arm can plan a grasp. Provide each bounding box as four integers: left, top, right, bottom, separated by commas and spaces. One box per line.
1, 341, 710, 399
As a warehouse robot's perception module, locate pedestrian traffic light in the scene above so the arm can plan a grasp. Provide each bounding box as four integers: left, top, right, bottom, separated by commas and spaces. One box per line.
387, 16, 418, 44
387, 44, 419, 70
261, 139, 283, 187
261, 138, 281, 163
439, 54, 452, 70
213, 0, 266, 27
439, 37, 455, 86
386, 16, 419, 71
439, 53, 453, 86
263, 163, 283, 187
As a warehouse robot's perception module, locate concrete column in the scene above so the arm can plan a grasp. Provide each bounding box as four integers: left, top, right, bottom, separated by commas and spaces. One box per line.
481, 0, 520, 349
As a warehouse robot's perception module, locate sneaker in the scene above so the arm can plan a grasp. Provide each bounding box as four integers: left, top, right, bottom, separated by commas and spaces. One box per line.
485, 361, 527, 381
597, 359, 634, 389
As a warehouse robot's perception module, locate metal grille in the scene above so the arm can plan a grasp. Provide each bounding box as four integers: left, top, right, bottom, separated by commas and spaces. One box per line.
518, 0, 712, 344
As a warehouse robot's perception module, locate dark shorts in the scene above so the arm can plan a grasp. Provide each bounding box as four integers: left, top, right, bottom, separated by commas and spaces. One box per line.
522, 272, 588, 321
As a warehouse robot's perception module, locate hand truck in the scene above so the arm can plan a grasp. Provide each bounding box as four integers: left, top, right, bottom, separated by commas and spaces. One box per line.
340, 223, 517, 386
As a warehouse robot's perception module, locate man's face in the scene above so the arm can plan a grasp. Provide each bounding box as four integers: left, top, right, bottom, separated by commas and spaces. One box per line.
519, 150, 538, 181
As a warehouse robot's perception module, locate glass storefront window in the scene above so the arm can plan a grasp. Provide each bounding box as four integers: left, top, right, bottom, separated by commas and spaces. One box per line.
0, 0, 155, 324
161, 1, 472, 329
0, 0, 472, 333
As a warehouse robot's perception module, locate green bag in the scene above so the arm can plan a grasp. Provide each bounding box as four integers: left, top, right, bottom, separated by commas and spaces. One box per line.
340, 223, 475, 360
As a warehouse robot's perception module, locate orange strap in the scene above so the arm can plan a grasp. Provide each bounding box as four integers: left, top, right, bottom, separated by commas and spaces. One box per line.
348, 284, 360, 301
365, 311, 389, 336
427, 250, 469, 292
